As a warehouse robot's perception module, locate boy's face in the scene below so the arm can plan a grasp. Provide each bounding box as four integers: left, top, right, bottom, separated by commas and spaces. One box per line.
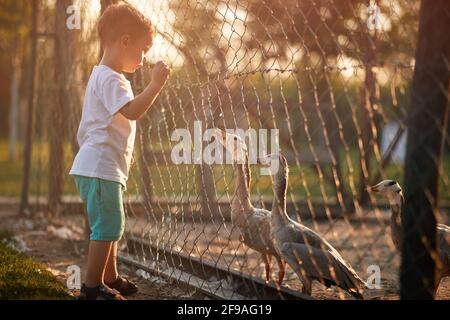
120, 34, 152, 73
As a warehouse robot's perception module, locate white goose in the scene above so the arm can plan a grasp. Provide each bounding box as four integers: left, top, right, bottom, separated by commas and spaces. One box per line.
261, 153, 366, 298
369, 180, 450, 295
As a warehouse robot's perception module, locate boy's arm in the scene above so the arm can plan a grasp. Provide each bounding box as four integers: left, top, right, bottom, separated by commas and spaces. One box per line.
119, 82, 162, 120
119, 61, 170, 120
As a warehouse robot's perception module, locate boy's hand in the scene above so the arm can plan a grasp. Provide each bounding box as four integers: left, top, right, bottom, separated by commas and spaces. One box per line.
150, 61, 170, 90
119, 61, 170, 121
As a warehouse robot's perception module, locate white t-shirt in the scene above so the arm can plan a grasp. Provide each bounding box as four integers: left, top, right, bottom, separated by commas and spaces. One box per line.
69, 65, 136, 187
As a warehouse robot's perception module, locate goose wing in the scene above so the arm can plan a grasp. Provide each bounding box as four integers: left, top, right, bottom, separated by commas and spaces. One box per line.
280, 241, 365, 299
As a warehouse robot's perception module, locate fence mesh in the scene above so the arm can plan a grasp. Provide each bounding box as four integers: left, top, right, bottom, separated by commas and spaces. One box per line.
17, 0, 450, 299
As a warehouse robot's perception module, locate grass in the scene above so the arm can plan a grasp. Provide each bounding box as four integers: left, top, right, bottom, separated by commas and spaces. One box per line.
0, 230, 74, 300
1, 139, 449, 201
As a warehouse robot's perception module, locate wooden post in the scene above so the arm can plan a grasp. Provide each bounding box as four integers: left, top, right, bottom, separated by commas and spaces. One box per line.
402, 0, 450, 300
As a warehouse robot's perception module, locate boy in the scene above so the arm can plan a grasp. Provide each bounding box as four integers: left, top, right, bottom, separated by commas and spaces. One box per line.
69, 3, 170, 300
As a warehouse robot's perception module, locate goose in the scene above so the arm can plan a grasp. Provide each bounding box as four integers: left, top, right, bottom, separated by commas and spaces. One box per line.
260, 153, 366, 298
215, 130, 286, 285
369, 180, 450, 295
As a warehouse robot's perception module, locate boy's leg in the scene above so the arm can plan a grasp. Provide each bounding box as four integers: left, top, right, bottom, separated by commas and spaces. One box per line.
104, 241, 118, 283
104, 241, 139, 295
73, 176, 126, 299
85, 240, 113, 288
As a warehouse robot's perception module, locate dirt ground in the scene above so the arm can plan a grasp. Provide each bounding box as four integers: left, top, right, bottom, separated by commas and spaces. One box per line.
1, 208, 449, 300
124, 208, 450, 300
0, 209, 206, 300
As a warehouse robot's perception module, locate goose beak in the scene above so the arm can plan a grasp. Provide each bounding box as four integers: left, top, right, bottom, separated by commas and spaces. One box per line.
369, 185, 379, 193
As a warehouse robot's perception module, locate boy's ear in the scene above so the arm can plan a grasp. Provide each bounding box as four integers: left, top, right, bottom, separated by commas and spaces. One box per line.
120, 34, 131, 47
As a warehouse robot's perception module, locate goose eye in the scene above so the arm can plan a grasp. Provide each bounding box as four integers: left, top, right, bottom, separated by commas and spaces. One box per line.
387, 181, 396, 186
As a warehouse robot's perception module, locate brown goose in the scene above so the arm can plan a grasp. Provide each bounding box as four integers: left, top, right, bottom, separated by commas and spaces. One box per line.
216, 130, 286, 285
261, 153, 366, 298
369, 180, 450, 295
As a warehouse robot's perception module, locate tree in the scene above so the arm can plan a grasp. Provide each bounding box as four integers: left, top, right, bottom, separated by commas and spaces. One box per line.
402, 0, 450, 299
0, 0, 31, 160
241, 0, 420, 206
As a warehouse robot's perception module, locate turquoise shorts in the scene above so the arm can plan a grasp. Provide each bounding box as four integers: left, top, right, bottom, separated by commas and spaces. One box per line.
73, 175, 125, 241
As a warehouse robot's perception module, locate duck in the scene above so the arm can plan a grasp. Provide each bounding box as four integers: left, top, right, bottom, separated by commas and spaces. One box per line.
369, 179, 450, 295
215, 130, 286, 285
260, 153, 366, 298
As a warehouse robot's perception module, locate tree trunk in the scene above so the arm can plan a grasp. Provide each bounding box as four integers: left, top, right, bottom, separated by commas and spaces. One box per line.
9, 49, 21, 161
19, 0, 38, 217
48, 0, 80, 216
401, 0, 450, 300
358, 16, 378, 206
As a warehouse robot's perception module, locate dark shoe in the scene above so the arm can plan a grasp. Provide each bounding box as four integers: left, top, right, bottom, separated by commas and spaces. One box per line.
78, 283, 126, 300
105, 276, 138, 296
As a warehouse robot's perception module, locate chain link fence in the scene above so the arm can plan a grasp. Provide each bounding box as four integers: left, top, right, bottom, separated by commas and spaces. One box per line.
15, 0, 450, 299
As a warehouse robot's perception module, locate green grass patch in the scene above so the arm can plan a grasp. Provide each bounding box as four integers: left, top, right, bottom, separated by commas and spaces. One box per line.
0, 230, 74, 300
